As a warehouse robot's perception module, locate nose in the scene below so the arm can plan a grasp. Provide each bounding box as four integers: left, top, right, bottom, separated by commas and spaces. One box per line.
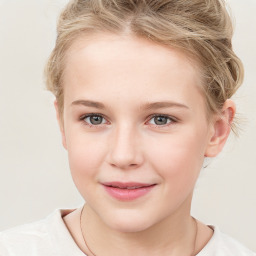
107, 124, 144, 170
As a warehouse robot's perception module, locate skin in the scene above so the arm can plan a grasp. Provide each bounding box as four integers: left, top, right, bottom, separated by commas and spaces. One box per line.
55, 33, 235, 256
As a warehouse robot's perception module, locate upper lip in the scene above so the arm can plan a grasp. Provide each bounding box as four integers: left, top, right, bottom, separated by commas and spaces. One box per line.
102, 182, 156, 189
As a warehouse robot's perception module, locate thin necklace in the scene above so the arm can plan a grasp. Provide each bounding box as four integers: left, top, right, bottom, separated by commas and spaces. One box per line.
80, 205, 198, 256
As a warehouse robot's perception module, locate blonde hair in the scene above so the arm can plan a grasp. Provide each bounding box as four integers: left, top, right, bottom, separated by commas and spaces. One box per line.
45, 0, 244, 130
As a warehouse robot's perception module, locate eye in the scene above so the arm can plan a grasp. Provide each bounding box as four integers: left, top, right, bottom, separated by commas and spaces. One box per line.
82, 114, 107, 126
148, 115, 174, 126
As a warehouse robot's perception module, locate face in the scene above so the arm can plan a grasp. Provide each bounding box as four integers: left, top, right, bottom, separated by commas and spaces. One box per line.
58, 33, 217, 233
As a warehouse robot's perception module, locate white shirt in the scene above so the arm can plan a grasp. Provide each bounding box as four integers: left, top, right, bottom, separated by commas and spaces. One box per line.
0, 209, 255, 256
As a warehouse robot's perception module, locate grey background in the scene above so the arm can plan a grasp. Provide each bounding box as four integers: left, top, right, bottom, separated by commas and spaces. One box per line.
0, 0, 255, 252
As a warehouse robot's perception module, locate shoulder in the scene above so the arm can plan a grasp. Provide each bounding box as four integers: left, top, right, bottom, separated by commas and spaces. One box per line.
0, 208, 83, 256
198, 225, 256, 256
217, 230, 256, 256
0, 213, 50, 255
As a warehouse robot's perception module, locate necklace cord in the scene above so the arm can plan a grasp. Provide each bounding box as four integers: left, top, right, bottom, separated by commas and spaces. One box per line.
80, 205, 97, 256
80, 205, 198, 256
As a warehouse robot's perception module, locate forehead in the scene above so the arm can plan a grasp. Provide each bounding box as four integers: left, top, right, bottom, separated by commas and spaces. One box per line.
65, 33, 200, 75
63, 33, 205, 111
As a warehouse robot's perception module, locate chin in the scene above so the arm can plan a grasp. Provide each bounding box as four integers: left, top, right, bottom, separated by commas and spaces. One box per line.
101, 209, 155, 233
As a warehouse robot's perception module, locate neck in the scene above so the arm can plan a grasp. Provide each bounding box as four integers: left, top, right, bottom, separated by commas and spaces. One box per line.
81, 198, 197, 256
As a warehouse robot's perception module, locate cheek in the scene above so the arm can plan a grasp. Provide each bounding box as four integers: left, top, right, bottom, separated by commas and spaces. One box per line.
65, 130, 107, 182
146, 130, 207, 183
147, 133, 207, 210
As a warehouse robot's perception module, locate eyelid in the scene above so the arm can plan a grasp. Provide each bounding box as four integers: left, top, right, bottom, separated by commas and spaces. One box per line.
146, 114, 178, 127
80, 113, 109, 126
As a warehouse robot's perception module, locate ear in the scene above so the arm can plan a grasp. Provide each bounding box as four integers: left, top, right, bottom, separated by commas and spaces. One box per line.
54, 100, 67, 149
205, 99, 236, 157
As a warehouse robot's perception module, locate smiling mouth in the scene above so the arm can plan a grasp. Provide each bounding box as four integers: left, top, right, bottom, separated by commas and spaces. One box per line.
102, 182, 156, 189
102, 182, 156, 201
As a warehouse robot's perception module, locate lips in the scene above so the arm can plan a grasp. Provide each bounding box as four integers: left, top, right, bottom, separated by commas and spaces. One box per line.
102, 182, 156, 201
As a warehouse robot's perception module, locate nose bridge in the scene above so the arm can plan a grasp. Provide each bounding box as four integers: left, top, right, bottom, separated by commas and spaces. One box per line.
108, 122, 143, 169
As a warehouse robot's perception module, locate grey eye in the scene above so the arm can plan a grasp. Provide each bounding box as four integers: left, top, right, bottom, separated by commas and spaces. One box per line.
84, 115, 106, 125
149, 116, 171, 125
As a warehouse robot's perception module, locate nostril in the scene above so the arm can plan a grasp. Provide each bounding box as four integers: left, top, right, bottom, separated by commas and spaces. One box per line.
110, 162, 139, 169
107, 133, 144, 168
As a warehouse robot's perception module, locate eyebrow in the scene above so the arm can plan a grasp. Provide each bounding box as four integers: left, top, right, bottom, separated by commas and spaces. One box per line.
71, 100, 106, 109
142, 101, 189, 110
71, 99, 189, 110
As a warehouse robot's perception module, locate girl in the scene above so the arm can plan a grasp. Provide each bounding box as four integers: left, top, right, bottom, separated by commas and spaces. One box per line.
0, 0, 255, 255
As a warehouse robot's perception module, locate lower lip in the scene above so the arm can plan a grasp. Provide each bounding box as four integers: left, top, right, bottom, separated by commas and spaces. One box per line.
103, 185, 155, 201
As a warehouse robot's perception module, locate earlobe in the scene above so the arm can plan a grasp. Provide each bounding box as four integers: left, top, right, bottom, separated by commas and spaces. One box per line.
205, 100, 236, 157
54, 100, 67, 150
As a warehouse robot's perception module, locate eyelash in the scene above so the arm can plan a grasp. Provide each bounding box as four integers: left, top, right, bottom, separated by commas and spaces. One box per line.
79, 113, 108, 128
146, 114, 178, 128
79, 113, 178, 128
